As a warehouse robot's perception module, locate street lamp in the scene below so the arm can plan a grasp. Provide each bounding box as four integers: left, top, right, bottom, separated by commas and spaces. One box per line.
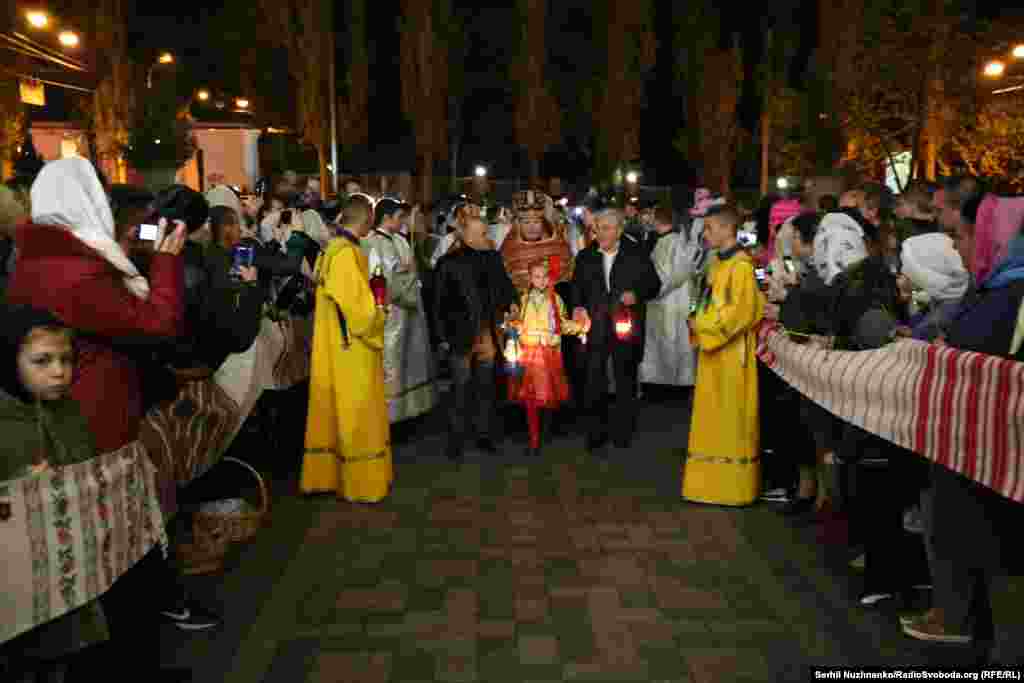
625, 171, 639, 184
474, 165, 487, 178
147, 52, 174, 89
235, 98, 249, 109
25, 10, 49, 28
57, 31, 79, 48
1014, 45, 1024, 59
984, 60, 1006, 78
777, 177, 790, 190
196, 89, 210, 102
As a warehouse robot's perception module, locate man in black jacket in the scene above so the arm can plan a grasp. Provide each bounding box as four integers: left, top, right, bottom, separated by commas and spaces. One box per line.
571, 208, 661, 453
433, 217, 518, 461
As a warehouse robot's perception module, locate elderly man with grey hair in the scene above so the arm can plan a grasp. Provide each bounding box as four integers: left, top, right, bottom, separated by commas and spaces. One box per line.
570, 208, 661, 454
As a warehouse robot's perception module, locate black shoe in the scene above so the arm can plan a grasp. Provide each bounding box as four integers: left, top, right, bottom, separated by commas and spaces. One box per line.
585, 434, 608, 454
446, 443, 464, 462
780, 497, 815, 516
476, 439, 498, 455
525, 446, 541, 458
155, 668, 193, 683
612, 439, 632, 450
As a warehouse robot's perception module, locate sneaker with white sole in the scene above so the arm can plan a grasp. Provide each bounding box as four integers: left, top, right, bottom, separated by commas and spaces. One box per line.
760, 487, 791, 502
160, 600, 222, 631
859, 592, 894, 606
902, 612, 972, 644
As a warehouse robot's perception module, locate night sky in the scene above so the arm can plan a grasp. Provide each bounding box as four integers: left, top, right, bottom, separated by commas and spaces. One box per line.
115, 0, 1018, 183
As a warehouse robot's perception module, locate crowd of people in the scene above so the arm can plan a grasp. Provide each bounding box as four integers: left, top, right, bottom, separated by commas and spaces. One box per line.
1, 155, 1022, 680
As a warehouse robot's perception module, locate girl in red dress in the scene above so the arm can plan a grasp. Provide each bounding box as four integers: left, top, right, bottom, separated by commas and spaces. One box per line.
507, 258, 586, 457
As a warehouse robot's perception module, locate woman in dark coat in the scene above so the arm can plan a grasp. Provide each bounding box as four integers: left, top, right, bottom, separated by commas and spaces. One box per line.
903, 206, 1024, 653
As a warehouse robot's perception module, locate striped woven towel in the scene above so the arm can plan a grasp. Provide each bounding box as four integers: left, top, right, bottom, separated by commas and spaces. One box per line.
0, 442, 166, 645
138, 379, 241, 516
757, 322, 1024, 503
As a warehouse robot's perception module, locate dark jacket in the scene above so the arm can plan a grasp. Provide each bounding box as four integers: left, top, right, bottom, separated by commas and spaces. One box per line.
828, 255, 905, 350
433, 245, 518, 356
931, 250, 1024, 572
570, 238, 661, 358
779, 264, 834, 337
196, 244, 266, 370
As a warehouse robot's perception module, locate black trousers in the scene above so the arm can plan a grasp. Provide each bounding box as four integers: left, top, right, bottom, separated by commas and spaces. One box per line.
582, 341, 639, 445
449, 355, 498, 448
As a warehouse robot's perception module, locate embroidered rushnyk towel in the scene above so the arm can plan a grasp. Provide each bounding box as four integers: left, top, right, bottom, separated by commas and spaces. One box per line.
757, 322, 1024, 503
0, 441, 167, 645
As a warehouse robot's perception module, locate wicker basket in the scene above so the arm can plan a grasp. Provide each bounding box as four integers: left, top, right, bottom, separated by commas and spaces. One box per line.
194, 456, 270, 544
176, 515, 229, 576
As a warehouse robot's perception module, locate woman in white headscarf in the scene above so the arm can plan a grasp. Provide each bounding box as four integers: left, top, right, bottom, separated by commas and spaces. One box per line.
898, 232, 969, 341
3, 158, 217, 676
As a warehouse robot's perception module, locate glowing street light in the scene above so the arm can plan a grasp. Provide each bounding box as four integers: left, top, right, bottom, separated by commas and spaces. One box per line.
158, 52, 175, 65
25, 10, 49, 28
1014, 45, 1024, 59
625, 171, 639, 184
985, 60, 1006, 78
235, 98, 250, 109
196, 89, 210, 101
57, 31, 79, 48
777, 177, 790, 190
154, 139, 161, 145
474, 165, 487, 178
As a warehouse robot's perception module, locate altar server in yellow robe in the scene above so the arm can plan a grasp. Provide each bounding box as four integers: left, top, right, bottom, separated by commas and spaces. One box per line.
301, 194, 392, 502
683, 205, 765, 506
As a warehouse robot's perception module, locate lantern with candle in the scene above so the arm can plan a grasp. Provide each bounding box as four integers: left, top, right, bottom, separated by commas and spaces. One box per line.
503, 327, 524, 376
369, 263, 388, 308
613, 305, 635, 342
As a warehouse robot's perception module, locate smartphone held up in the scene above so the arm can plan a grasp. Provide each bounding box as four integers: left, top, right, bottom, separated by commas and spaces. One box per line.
136, 223, 164, 243
231, 245, 255, 279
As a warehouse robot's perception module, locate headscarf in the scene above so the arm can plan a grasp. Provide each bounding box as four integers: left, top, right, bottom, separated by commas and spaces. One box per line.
30, 161, 149, 301
0, 304, 66, 404
812, 211, 868, 286
766, 199, 802, 261
900, 233, 969, 303
31, 158, 149, 300
301, 209, 331, 246
970, 194, 1024, 285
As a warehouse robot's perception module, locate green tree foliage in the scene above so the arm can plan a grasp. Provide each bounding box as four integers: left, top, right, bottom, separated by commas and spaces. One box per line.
950, 98, 1024, 193
835, 0, 982, 187
122, 82, 196, 171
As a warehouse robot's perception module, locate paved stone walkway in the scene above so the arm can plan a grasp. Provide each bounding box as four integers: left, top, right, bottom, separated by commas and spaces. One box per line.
162, 391, 1012, 682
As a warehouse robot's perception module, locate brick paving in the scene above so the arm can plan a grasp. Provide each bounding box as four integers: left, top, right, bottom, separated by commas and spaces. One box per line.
161, 390, 1019, 682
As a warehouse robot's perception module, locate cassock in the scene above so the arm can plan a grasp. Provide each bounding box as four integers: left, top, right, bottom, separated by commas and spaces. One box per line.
362, 228, 437, 423
639, 230, 695, 387
300, 230, 392, 502
683, 247, 765, 506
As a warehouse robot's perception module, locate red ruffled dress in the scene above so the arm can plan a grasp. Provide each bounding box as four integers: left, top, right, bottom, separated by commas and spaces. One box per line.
507, 288, 580, 408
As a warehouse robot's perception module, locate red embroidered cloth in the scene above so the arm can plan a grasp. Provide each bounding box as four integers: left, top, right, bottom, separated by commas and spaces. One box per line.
756, 322, 1024, 503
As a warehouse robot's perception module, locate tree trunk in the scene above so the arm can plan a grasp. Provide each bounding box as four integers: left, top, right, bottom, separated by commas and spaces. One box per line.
317, 141, 329, 197
419, 152, 434, 207
528, 155, 540, 182
760, 107, 771, 196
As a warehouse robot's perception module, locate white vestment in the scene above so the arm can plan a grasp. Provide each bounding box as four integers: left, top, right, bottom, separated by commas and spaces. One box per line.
640, 232, 696, 387
363, 229, 438, 423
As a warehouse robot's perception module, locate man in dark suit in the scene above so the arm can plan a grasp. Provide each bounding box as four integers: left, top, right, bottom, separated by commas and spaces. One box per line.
571, 208, 661, 453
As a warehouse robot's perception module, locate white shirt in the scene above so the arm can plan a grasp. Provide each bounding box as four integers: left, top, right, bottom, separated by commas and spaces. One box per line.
601, 245, 619, 293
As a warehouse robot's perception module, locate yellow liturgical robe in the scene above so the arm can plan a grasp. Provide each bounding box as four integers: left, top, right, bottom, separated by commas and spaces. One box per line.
300, 231, 393, 502
683, 249, 765, 506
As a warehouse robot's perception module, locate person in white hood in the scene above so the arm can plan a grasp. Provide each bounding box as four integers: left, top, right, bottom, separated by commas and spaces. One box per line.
812, 211, 869, 286
898, 232, 969, 341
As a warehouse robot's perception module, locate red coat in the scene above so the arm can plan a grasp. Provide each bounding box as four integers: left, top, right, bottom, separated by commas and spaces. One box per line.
6, 223, 184, 452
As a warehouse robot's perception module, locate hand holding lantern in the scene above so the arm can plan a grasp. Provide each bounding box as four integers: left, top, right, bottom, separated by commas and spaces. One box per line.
613, 305, 635, 341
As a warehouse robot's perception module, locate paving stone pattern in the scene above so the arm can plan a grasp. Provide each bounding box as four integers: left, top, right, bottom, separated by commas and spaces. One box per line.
163, 392, 1009, 682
